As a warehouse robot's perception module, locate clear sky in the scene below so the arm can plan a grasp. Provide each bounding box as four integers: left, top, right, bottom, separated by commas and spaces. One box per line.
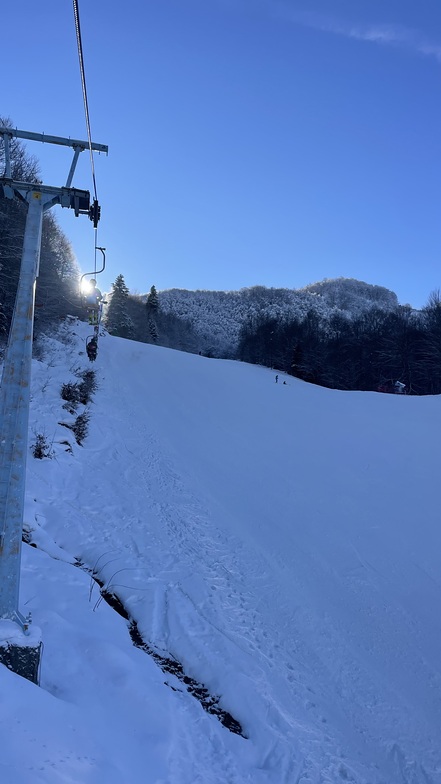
2, 0, 441, 307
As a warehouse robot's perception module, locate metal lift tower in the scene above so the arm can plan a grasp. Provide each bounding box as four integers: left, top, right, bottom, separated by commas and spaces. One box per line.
0, 127, 108, 682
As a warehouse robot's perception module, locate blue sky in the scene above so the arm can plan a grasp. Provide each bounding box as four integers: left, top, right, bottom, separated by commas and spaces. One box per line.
2, 0, 441, 307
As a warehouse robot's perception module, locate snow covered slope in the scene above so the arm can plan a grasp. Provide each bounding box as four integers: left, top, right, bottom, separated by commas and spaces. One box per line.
1, 320, 440, 783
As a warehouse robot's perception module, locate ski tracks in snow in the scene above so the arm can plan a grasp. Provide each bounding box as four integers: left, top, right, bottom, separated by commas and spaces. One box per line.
26, 327, 439, 784
89, 360, 368, 781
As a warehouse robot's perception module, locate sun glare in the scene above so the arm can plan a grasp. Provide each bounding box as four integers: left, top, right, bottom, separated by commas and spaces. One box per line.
80, 278, 94, 295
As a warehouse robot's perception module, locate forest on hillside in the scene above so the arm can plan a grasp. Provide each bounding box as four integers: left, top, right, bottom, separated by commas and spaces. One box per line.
2, 117, 441, 396
237, 296, 441, 395
105, 278, 441, 396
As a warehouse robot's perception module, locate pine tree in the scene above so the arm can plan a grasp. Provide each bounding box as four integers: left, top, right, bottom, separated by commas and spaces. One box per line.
146, 284, 159, 342
148, 317, 158, 343
105, 274, 134, 338
146, 284, 159, 312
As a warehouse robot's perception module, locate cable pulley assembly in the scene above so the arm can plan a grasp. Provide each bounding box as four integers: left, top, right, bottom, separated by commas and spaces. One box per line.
89, 198, 101, 228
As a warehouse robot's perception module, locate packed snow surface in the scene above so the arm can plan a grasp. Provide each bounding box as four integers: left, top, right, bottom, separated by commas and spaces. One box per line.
1, 320, 440, 783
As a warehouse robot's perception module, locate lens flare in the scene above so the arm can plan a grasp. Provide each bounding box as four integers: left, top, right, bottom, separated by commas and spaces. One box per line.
80, 278, 94, 295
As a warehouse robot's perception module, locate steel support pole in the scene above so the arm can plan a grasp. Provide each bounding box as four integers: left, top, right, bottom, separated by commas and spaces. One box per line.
0, 191, 44, 629
0, 126, 106, 682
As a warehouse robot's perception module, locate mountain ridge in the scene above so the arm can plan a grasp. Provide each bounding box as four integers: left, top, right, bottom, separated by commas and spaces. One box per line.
156, 277, 400, 356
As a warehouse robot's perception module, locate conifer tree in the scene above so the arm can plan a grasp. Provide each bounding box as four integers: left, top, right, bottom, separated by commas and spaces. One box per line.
105, 274, 134, 338
146, 284, 159, 311
148, 317, 158, 343
146, 284, 159, 342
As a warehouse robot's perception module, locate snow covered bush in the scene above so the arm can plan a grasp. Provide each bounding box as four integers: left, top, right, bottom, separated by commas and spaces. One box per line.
61, 370, 97, 408
61, 381, 81, 406
72, 410, 90, 445
31, 433, 54, 460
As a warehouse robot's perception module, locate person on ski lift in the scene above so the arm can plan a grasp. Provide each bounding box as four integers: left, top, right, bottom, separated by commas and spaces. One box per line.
85, 279, 103, 325
86, 336, 98, 362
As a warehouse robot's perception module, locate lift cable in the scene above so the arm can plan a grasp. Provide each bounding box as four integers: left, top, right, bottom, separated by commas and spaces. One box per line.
72, 0, 101, 274
72, 0, 98, 202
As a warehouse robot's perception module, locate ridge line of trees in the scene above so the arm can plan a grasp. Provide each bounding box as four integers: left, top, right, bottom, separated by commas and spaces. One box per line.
104, 278, 441, 396
237, 295, 441, 395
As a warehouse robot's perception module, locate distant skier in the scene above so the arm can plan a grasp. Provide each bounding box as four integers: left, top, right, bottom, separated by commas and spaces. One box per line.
275, 374, 279, 383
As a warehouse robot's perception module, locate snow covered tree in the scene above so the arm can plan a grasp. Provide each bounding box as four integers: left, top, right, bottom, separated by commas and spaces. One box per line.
420, 291, 441, 393
0, 118, 83, 337
34, 213, 83, 329
145, 285, 159, 343
148, 317, 158, 343
0, 118, 40, 333
105, 274, 134, 339
146, 285, 159, 312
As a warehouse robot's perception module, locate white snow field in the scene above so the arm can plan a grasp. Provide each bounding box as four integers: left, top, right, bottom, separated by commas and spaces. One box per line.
1, 319, 440, 783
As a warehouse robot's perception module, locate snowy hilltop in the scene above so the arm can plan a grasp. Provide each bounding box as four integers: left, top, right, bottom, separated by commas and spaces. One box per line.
157, 278, 400, 356
1, 319, 440, 783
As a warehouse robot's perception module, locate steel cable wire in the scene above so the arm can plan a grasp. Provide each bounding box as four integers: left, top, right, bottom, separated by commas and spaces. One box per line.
72, 0, 100, 273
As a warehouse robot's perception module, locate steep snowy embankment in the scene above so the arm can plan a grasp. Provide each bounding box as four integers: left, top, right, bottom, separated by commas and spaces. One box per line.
1, 320, 440, 783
